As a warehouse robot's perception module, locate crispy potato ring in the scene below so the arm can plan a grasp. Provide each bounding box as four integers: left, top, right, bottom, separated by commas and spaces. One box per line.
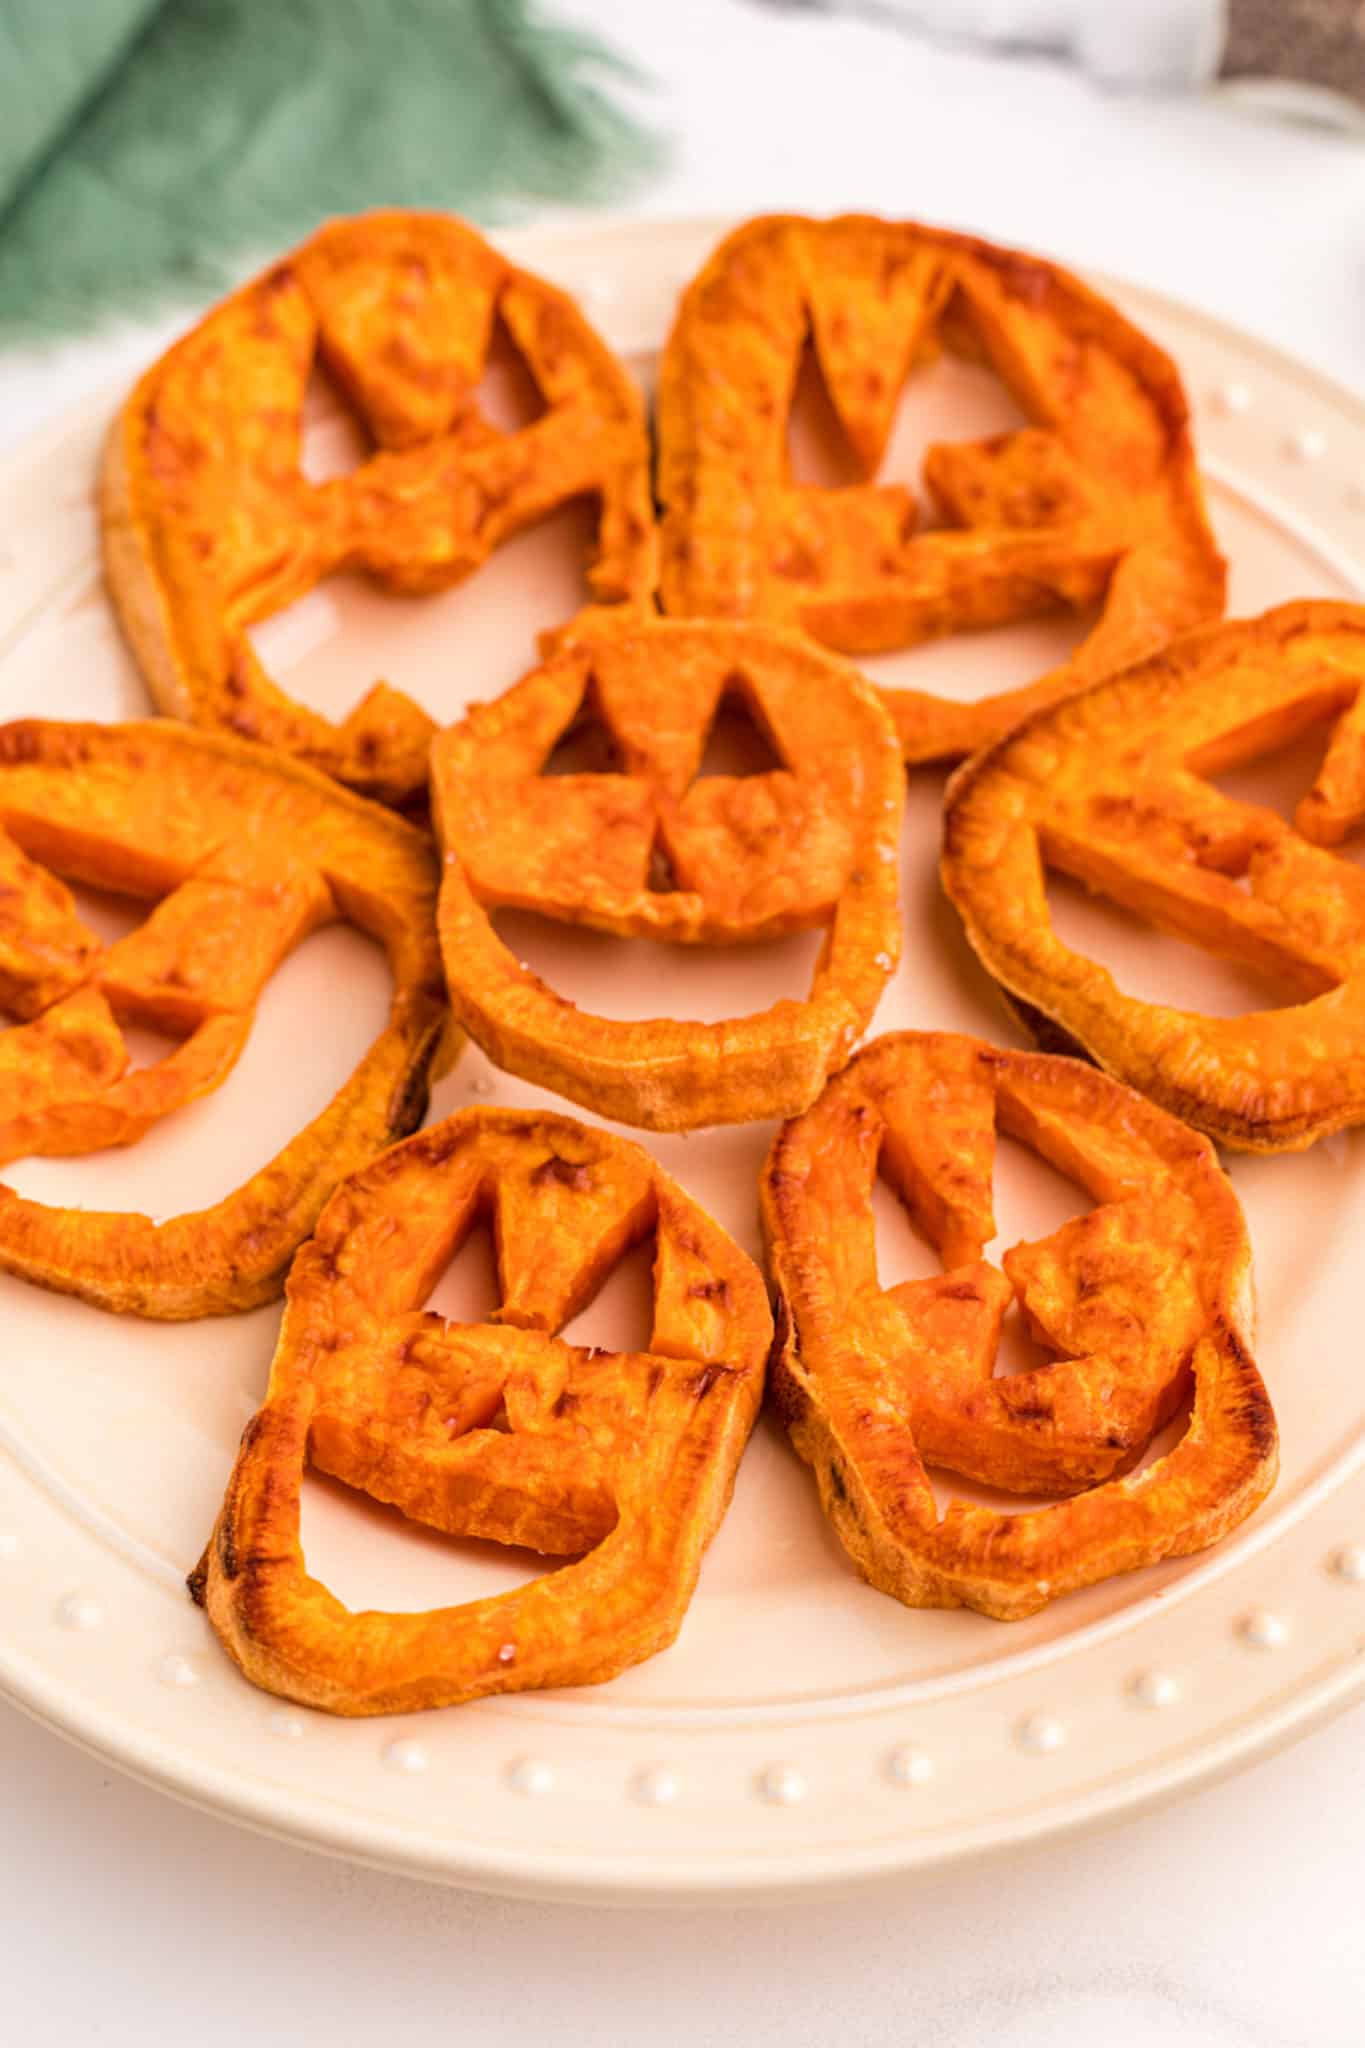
103, 210, 656, 807
762, 1032, 1276, 1619
431, 614, 904, 1130
0, 720, 447, 1318
942, 601, 1365, 1153
194, 1108, 770, 1714
657, 214, 1224, 763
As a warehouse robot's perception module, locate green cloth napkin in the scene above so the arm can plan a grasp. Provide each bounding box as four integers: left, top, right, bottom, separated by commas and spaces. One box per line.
0, 0, 658, 337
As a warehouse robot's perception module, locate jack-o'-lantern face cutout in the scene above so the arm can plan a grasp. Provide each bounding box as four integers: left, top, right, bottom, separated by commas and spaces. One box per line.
103, 211, 657, 807
657, 214, 1224, 762
430, 615, 905, 1131
943, 602, 1365, 1154
194, 1109, 771, 1714
763, 1032, 1276, 1619
0, 719, 446, 1318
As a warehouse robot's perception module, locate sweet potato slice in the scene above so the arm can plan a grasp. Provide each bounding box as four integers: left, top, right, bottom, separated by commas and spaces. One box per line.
430, 614, 905, 1130
762, 1032, 1276, 1619
195, 1108, 770, 1714
657, 214, 1224, 762
941, 600, 1365, 1153
102, 210, 657, 807
0, 720, 447, 1317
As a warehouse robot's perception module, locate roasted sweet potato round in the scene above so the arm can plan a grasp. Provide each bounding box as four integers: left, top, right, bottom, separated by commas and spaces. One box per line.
657, 214, 1224, 763
195, 1107, 771, 1714
431, 614, 905, 1130
762, 1032, 1276, 1619
103, 210, 656, 806
0, 720, 447, 1317
942, 601, 1365, 1153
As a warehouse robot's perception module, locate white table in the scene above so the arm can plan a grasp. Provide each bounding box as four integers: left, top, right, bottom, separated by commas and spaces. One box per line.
5, 8, 1365, 2042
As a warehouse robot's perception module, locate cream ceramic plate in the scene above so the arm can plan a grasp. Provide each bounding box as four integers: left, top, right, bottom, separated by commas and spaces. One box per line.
3, 217, 1365, 1905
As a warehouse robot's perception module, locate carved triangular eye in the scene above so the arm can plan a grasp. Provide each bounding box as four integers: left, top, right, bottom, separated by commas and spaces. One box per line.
474, 310, 547, 435
1199, 713, 1335, 835
299, 355, 371, 484
786, 332, 865, 490
871, 1173, 941, 1288
423, 1208, 501, 1323
542, 685, 624, 776
560, 1231, 656, 1354
694, 679, 786, 779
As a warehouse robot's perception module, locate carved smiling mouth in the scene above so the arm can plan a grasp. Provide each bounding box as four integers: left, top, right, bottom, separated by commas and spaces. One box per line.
195, 1106, 772, 1714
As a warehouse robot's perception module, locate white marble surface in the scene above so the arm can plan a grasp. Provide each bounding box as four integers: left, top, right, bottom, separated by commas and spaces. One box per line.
4, 5, 1365, 2041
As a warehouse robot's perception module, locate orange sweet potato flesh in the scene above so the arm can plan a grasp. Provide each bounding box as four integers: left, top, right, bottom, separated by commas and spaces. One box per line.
942, 601, 1365, 1153
762, 1032, 1276, 1619
430, 614, 905, 1130
657, 215, 1224, 763
102, 211, 657, 807
195, 1108, 771, 1714
0, 720, 447, 1317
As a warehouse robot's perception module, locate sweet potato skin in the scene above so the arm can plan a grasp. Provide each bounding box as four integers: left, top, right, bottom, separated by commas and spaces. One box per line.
762, 1032, 1276, 1619
197, 1108, 771, 1713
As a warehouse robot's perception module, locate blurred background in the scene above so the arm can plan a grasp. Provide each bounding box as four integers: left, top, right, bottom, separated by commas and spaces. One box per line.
4, 0, 1365, 443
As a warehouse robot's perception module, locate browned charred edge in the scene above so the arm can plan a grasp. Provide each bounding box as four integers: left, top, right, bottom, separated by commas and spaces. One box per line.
1005, 1397, 1055, 1423
764, 1290, 809, 1432
186, 1548, 209, 1606
385, 1026, 440, 1138
997, 987, 1095, 1065
1216, 1318, 1279, 1465
214, 1507, 239, 1583
689, 1364, 729, 1401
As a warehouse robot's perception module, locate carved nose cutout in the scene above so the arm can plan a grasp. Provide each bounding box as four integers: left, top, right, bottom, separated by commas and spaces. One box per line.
646, 828, 679, 894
